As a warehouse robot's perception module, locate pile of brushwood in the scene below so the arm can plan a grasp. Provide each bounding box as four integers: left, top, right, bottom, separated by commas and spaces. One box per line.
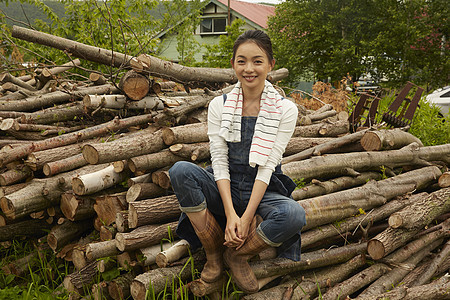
0, 26, 449, 300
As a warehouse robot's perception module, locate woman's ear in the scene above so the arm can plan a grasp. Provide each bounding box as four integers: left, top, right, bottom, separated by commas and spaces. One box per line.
270, 59, 276, 70
230, 58, 235, 69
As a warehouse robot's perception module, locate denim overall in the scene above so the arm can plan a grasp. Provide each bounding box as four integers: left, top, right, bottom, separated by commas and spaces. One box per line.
169, 104, 306, 261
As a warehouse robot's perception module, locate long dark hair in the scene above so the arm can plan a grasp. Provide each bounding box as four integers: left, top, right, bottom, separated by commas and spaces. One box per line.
232, 30, 274, 62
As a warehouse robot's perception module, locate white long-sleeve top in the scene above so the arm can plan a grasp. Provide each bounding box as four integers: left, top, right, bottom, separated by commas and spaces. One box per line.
207, 95, 298, 185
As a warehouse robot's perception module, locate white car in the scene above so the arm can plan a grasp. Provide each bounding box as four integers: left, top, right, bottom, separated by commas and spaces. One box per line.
426, 86, 450, 116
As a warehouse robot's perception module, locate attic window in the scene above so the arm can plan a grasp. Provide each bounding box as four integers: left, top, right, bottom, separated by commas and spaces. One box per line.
201, 18, 227, 34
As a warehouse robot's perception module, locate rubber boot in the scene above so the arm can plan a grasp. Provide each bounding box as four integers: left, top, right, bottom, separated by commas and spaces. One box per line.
223, 215, 269, 294
191, 209, 224, 283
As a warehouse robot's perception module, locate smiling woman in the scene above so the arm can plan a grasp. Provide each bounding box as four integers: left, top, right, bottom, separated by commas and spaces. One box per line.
169, 29, 306, 294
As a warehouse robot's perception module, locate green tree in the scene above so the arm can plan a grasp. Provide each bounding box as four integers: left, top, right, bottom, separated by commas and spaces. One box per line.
268, 0, 448, 88
201, 18, 245, 68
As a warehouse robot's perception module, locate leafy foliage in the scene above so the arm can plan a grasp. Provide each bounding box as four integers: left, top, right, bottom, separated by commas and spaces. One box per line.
268, 0, 449, 89
0, 0, 203, 77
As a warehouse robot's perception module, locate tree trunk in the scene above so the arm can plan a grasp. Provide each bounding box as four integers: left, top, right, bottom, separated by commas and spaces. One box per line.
0, 182, 28, 198
282, 143, 447, 181
0, 72, 37, 91
18, 101, 86, 125
43, 154, 88, 177
243, 254, 366, 300
367, 218, 450, 260
125, 183, 166, 203
71, 165, 129, 195
292, 172, 381, 200
47, 219, 93, 251
0, 163, 107, 219
411, 240, 450, 286
283, 137, 334, 157
63, 261, 98, 297
0, 165, 32, 186
155, 239, 190, 268
360, 128, 423, 151
25, 140, 89, 171
355, 274, 450, 300
152, 93, 218, 126
11, 26, 288, 87
301, 193, 422, 248
388, 187, 450, 229
118, 70, 151, 100
115, 210, 129, 233
283, 129, 367, 164
36, 59, 81, 88
161, 122, 208, 145
1, 252, 40, 277
0, 113, 153, 167
299, 166, 441, 231
82, 130, 165, 165
89, 73, 107, 86
249, 243, 367, 279
0, 83, 119, 112
83, 94, 162, 110
127, 195, 180, 228
130, 262, 196, 300
128, 149, 184, 173
127, 173, 152, 187
169, 142, 210, 162
137, 241, 173, 267
0, 218, 53, 241
360, 239, 443, 296
115, 221, 178, 252
85, 240, 119, 261
94, 192, 127, 227
60, 192, 96, 221
292, 119, 349, 138
108, 272, 135, 300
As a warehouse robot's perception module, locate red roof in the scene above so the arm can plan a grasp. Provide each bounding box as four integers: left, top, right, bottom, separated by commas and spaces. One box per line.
216, 0, 276, 28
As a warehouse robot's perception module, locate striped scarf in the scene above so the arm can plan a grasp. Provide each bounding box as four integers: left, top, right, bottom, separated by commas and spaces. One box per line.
219, 80, 283, 167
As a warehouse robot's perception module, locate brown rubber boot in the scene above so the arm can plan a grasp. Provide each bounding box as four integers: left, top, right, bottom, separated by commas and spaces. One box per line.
223, 215, 269, 294
191, 209, 224, 283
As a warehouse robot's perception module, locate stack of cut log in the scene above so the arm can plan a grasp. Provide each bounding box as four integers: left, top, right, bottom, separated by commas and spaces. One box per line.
0, 27, 449, 300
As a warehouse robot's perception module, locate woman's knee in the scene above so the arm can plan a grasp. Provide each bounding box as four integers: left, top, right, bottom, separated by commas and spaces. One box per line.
280, 201, 306, 230
169, 161, 196, 187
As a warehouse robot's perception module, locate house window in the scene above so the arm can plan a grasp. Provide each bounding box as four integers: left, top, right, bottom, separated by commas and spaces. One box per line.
201, 18, 227, 34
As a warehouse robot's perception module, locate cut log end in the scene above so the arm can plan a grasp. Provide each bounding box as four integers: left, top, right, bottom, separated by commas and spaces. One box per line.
367, 239, 385, 260
388, 214, 403, 229
82, 144, 100, 165
0, 197, 15, 219
360, 131, 382, 151
162, 127, 175, 145
126, 184, 141, 203
130, 280, 147, 300
47, 233, 58, 251
189, 279, 208, 297
115, 233, 125, 252
155, 253, 168, 268
71, 177, 86, 196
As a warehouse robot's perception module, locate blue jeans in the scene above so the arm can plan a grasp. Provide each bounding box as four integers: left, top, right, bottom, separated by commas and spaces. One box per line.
169, 161, 306, 260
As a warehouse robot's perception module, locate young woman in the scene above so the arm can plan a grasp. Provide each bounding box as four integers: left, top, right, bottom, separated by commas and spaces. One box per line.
169, 30, 306, 294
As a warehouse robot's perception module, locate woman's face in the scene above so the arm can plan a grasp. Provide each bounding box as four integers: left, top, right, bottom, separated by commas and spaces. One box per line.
231, 41, 275, 92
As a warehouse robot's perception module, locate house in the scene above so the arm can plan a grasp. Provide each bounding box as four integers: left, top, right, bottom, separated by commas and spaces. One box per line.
156, 0, 276, 62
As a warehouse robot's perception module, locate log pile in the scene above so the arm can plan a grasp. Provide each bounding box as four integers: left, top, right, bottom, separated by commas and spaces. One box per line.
0, 27, 449, 300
